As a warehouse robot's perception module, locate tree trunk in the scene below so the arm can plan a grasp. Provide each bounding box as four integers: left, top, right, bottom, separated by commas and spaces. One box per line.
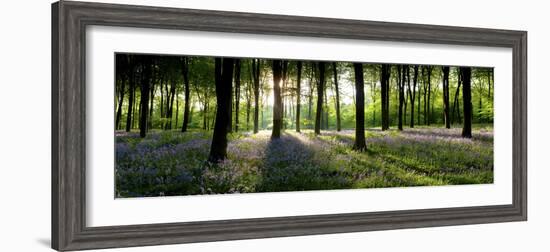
271, 60, 284, 139
427, 67, 432, 125
380, 64, 390, 131
404, 66, 408, 125
314, 62, 326, 135
296, 61, 302, 132
397, 65, 404, 130
451, 68, 462, 125
252, 59, 261, 134
246, 69, 251, 131
125, 68, 135, 132
148, 81, 155, 130
333, 62, 341, 131
323, 90, 329, 130
410, 65, 418, 128
461, 67, 472, 138
442, 66, 451, 129
234, 59, 241, 132
138, 56, 152, 138
167, 76, 176, 130
308, 64, 314, 123
353, 63, 366, 151
175, 96, 179, 129
208, 58, 235, 162
417, 67, 421, 125
115, 75, 126, 131
181, 57, 191, 132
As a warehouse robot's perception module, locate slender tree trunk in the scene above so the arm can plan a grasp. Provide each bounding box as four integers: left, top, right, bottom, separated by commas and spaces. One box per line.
417, 67, 421, 125
181, 57, 191, 132
323, 90, 328, 130
397, 65, 404, 130
202, 101, 209, 130
404, 66, 408, 125
296, 61, 302, 132
442, 66, 451, 129
125, 70, 135, 132
427, 67, 432, 125
138, 56, 152, 138
308, 64, 314, 124
451, 68, 462, 125
380, 64, 390, 130
353, 63, 366, 151
167, 77, 176, 130
162, 79, 166, 124
175, 97, 179, 129
234, 59, 241, 132
252, 59, 261, 134
115, 54, 128, 130
272, 60, 284, 139
209, 58, 235, 162
148, 81, 155, 130
461, 67, 472, 138
333, 62, 341, 131
410, 65, 418, 128
246, 74, 251, 131
422, 66, 429, 125
115, 77, 126, 130
281, 64, 286, 129
314, 62, 326, 135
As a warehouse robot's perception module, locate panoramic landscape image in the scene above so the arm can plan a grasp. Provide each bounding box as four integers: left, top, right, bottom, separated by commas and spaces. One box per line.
115, 53, 494, 198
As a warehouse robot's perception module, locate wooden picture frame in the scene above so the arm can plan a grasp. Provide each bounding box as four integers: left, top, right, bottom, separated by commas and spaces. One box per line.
52, 1, 527, 251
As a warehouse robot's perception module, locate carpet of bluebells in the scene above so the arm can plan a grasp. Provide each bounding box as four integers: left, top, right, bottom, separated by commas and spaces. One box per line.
115, 126, 493, 198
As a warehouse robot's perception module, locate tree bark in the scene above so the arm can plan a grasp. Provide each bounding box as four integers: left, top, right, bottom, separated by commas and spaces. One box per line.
380, 64, 391, 131
353, 63, 366, 151
125, 60, 135, 132
296, 61, 302, 132
234, 59, 241, 132
410, 65, 418, 128
308, 64, 315, 123
442, 66, 451, 129
138, 56, 153, 138
461, 67, 472, 138
397, 65, 404, 130
148, 80, 155, 130
167, 75, 176, 130
115, 54, 127, 130
181, 57, 191, 132
333, 62, 341, 131
271, 60, 284, 139
404, 66, 409, 125
426, 66, 432, 125
314, 62, 326, 135
417, 67, 421, 125
209, 58, 235, 162
252, 59, 261, 134
451, 68, 462, 125
246, 62, 252, 131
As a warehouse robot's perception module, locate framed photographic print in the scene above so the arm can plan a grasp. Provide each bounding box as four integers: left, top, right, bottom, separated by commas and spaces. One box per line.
52, 1, 527, 251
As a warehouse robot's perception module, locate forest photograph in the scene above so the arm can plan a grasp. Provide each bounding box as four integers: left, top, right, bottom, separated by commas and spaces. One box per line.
114, 53, 494, 198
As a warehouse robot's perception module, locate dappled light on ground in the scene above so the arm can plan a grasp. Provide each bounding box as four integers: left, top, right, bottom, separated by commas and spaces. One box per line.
115, 127, 493, 197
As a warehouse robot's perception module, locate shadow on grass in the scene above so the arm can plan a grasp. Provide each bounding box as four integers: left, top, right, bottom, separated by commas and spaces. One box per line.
314, 131, 491, 186
256, 132, 352, 192
401, 128, 493, 145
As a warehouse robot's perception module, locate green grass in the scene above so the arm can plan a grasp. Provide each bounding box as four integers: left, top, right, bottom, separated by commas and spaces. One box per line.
115, 126, 493, 197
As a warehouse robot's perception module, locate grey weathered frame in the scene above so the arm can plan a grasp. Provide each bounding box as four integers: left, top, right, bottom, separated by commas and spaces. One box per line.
51, 1, 527, 251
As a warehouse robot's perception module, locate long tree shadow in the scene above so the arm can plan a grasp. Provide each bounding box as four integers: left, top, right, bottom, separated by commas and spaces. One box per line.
256, 132, 353, 192
312, 131, 493, 186
400, 128, 494, 145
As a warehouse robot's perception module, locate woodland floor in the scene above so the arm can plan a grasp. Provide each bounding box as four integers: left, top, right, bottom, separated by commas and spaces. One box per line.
115, 125, 494, 198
